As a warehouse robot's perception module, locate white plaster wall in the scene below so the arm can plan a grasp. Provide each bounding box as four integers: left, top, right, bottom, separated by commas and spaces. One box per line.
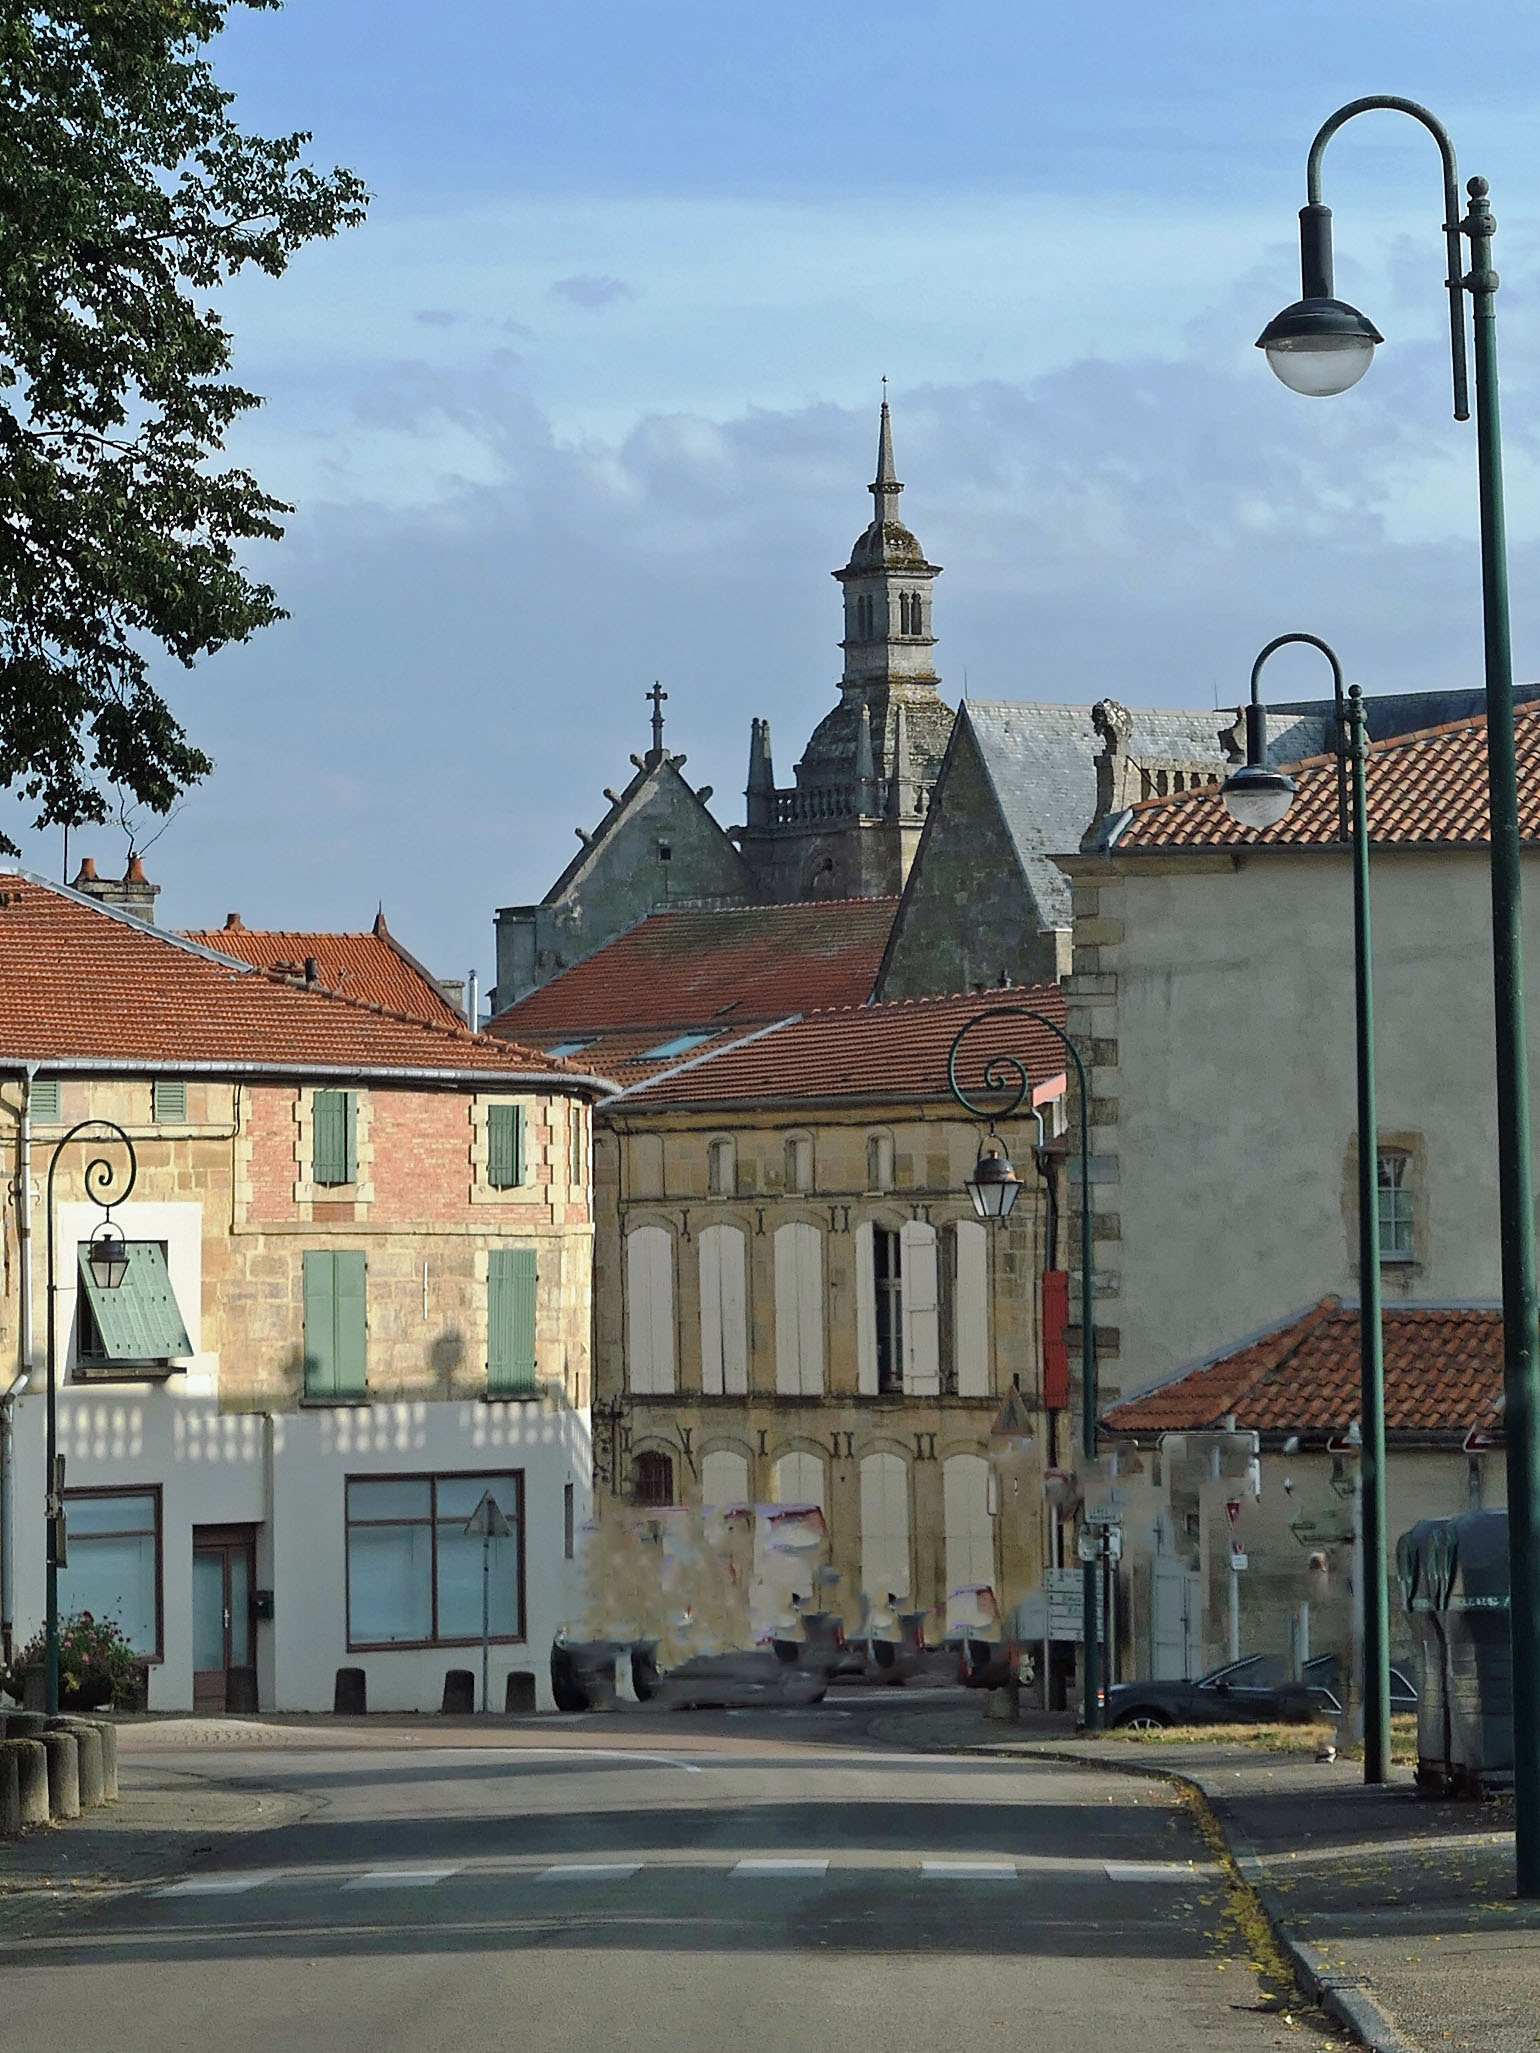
1103, 847, 1529, 1395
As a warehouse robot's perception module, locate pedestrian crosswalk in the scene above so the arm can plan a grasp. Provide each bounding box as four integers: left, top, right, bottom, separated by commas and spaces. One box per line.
152, 1856, 1199, 1898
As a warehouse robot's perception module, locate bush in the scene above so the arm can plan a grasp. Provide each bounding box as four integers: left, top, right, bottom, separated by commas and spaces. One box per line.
2, 1610, 141, 1708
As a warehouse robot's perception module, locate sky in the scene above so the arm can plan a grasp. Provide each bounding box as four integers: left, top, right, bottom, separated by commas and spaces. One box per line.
12, 0, 1540, 995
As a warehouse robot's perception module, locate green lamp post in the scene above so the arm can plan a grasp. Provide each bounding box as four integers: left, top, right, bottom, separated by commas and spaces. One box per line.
1222, 634, 1390, 1784
1259, 99, 1540, 1881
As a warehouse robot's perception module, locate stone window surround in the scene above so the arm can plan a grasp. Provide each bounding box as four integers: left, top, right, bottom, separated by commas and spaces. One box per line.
292, 1087, 374, 1211
470, 1095, 544, 1207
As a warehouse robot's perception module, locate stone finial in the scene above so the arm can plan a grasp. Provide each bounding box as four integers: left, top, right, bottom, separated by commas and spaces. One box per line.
745, 717, 776, 828
1090, 699, 1136, 827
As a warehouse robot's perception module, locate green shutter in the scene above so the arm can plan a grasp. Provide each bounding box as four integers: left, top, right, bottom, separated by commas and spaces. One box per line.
313, 1090, 356, 1186
487, 1103, 525, 1190
304, 1249, 366, 1398
153, 1078, 187, 1123
32, 1079, 59, 1121
487, 1247, 537, 1393
78, 1242, 192, 1361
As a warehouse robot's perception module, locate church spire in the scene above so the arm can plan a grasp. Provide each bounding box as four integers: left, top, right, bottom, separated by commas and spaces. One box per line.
870, 386, 902, 528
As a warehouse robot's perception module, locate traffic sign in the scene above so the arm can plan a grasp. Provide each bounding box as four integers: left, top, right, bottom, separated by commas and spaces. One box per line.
1084, 1497, 1124, 1525
989, 1384, 1035, 1441
1230, 1552, 1249, 1572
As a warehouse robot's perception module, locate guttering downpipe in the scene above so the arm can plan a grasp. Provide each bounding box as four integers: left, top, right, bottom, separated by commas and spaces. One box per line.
1, 1062, 36, 1664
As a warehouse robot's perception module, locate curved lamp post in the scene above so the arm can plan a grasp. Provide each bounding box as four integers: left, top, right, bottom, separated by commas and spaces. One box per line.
44, 1120, 136, 1716
947, 1007, 1099, 1730
1222, 634, 1390, 1784
1260, 99, 1540, 1885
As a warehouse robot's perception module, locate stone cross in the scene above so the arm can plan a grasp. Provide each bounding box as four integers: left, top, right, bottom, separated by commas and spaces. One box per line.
648, 680, 668, 757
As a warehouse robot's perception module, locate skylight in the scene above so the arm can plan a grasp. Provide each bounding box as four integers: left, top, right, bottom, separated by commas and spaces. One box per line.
641, 1030, 717, 1059
546, 1037, 596, 1058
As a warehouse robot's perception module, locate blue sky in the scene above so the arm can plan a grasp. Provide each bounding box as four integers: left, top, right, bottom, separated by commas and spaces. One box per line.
12, 0, 1540, 992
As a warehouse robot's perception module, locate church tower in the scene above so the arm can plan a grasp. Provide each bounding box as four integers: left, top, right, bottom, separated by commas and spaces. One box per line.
736, 398, 955, 902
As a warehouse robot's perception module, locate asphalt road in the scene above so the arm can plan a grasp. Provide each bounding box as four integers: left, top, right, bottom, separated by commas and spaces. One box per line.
1, 1696, 1325, 2053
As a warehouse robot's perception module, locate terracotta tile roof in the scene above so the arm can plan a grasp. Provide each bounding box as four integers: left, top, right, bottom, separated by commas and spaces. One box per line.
181, 912, 463, 1024
487, 899, 897, 1082
614, 986, 1069, 1110
1102, 1298, 1505, 1439
0, 871, 599, 1086
1112, 702, 1540, 852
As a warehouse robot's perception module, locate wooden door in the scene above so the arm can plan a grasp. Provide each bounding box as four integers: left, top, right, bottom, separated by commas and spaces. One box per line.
192, 1531, 257, 1713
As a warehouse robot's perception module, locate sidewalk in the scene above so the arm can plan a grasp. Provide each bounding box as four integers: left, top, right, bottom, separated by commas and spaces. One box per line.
874, 1699, 1533, 2053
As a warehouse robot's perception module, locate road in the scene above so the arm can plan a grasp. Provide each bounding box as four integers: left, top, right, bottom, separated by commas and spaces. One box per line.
2, 1693, 1327, 2053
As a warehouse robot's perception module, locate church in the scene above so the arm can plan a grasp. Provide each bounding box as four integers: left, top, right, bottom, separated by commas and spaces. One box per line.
491, 401, 954, 1010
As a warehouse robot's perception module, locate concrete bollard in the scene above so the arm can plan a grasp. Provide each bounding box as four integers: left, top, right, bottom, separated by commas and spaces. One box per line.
0, 1741, 20, 1836
5, 1710, 46, 1739
333, 1667, 367, 1716
10, 1737, 49, 1827
505, 1670, 537, 1715
441, 1669, 475, 1716
42, 1728, 80, 1820
53, 1720, 104, 1809
90, 1719, 118, 1802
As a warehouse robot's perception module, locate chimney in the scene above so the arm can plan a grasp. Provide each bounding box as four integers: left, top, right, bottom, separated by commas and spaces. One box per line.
303, 956, 320, 985
745, 718, 776, 829
223, 912, 244, 931
72, 854, 160, 924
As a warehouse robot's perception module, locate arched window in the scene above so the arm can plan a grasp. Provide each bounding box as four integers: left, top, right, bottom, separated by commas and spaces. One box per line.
909, 592, 923, 635
866, 1132, 894, 1192
899, 592, 911, 635
632, 1449, 675, 1507
784, 1133, 814, 1193
626, 1225, 675, 1394
943, 1453, 994, 1592
860, 1452, 911, 1603
706, 1135, 735, 1197
772, 1449, 825, 1510
698, 1223, 748, 1396
702, 1448, 750, 1509
774, 1220, 824, 1396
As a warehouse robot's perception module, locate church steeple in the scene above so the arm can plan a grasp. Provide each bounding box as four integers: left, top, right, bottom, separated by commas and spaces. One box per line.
871, 390, 902, 528
834, 396, 941, 693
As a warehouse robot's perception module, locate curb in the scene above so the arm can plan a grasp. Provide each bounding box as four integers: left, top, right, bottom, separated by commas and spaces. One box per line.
905, 1735, 1418, 2053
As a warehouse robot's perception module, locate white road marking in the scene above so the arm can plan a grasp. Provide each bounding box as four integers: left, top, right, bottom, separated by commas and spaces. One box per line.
156, 1872, 280, 1897
920, 1861, 1017, 1880
343, 1867, 464, 1890
536, 1863, 643, 1882
1104, 1862, 1196, 1883
730, 1859, 830, 1877
420, 1748, 705, 1775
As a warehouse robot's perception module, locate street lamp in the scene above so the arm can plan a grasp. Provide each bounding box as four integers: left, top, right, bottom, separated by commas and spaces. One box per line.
1262, 99, 1540, 1887
44, 1120, 136, 1716
947, 1007, 1100, 1729
1221, 632, 1391, 1785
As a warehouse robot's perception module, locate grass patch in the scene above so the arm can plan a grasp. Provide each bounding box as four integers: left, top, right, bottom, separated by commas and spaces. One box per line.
1099, 1712, 1418, 1763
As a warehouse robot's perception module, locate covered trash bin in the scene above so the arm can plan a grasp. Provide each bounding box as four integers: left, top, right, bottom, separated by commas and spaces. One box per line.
1397, 1510, 1512, 1796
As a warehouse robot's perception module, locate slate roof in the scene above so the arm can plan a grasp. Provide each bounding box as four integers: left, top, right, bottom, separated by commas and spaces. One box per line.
181, 912, 462, 1024
615, 985, 1068, 1111
486, 899, 897, 1084
1, 871, 600, 1086
1102, 1297, 1504, 1440
1114, 703, 1540, 852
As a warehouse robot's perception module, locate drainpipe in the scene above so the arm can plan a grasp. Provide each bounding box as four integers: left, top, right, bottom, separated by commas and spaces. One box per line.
2, 1064, 37, 1664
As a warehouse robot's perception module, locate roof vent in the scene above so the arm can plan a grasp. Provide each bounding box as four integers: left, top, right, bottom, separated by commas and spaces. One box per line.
304, 956, 320, 985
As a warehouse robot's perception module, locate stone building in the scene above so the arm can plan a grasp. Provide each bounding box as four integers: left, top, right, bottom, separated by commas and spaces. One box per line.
589, 990, 1070, 1639
1, 870, 611, 1711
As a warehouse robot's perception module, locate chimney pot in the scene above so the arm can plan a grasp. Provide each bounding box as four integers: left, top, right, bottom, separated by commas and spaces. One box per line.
223, 912, 243, 931
304, 956, 320, 985
74, 857, 98, 883
125, 854, 146, 883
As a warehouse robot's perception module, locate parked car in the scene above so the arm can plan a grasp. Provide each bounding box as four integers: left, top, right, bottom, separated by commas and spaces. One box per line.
1104, 1654, 1319, 1729
1301, 1653, 1418, 1715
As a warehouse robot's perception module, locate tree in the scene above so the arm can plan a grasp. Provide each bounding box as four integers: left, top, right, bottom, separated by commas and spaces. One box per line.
0, 1, 368, 851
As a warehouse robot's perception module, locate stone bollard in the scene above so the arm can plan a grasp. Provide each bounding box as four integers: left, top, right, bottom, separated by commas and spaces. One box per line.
504, 1670, 536, 1715
10, 1737, 49, 1827
0, 1740, 21, 1836
90, 1719, 118, 1802
441, 1669, 475, 1716
334, 1667, 367, 1716
982, 1681, 1020, 1722
42, 1728, 80, 1820
4, 1710, 46, 1740
52, 1720, 104, 1809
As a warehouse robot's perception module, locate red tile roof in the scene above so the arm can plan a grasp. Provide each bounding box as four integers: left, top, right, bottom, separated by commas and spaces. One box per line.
0, 872, 599, 1086
487, 900, 897, 1083
1112, 702, 1540, 852
615, 986, 1069, 1110
181, 912, 463, 1024
1102, 1298, 1504, 1440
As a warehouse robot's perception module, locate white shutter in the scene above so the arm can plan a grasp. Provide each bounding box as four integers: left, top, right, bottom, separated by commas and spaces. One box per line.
702, 1449, 750, 1508
699, 1226, 724, 1395
901, 1220, 939, 1396
775, 1221, 824, 1396
626, 1226, 675, 1394
700, 1224, 747, 1398
797, 1224, 824, 1395
860, 1452, 911, 1603
954, 1219, 989, 1397
773, 1449, 825, 1509
943, 1453, 994, 1593
774, 1223, 800, 1395
855, 1221, 878, 1396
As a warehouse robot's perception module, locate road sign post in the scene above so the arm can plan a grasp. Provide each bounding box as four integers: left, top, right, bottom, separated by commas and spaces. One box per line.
465, 1491, 513, 1714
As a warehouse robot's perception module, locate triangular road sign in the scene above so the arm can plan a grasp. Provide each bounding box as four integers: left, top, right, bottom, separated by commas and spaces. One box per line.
989, 1383, 1035, 1440
465, 1490, 512, 1539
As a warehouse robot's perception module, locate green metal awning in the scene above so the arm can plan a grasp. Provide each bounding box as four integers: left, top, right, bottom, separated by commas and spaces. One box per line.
78, 1241, 192, 1361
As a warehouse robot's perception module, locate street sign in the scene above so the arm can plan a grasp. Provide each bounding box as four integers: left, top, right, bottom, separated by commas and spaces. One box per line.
465, 1492, 512, 1540
1289, 1515, 1352, 1548
465, 1492, 513, 1713
1230, 1552, 1249, 1572
1084, 1497, 1124, 1525
989, 1384, 1035, 1441
1463, 1423, 1499, 1453
1043, 1566, 1105, 1641
1225, 1499, 1241, 1526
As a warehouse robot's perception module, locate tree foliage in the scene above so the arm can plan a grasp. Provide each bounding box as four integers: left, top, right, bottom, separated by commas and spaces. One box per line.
0, 1, 368, 849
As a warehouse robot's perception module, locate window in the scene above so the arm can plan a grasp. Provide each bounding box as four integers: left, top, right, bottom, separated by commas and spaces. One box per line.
943, 1454, 994, 1593
345, 1473, 523, 1649
698, 1223, 748, 1396
152, 1078, 187, 1124
952, 1219, 990, 1397
312, 1089, 357, 1186
569, 1102, 585, 1186
874, 1227, 903, 1394
58, 1488, 161, 1658
640, 1030, 717, 1060
784, 1134, 813, 1193
772, 1449, 825, 1511
632, 1450, 674, 1507
76, 1241, 191, 1369
564, 1482, 576, 1559
1378, 1150, 1415, 1262
31, 1078, 59, 1121
487, 1102, 526, 1190
909, 592, 923, 635
899, 592, 911, 634
487, 1247, 538, 1394
626, 1226, 676, 1393
900, 1220, 940, 1396
706, 1136, 736, 1197
702, 1448, 750, 1508
547, 1038, 595, 1059
303, 1249, 367, 1398
773, 1221, 824, 1395
866, 1133, 894, 1192
860, 1453, 910, 1604
657, 840, 672, 864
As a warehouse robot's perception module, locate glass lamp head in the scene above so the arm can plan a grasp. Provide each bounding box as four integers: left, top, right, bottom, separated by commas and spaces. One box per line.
87, 1222, 130, 1291
1221, 764, 1298, 832
1256, 297, 1383, 397
964, 1139, 1021, 1222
